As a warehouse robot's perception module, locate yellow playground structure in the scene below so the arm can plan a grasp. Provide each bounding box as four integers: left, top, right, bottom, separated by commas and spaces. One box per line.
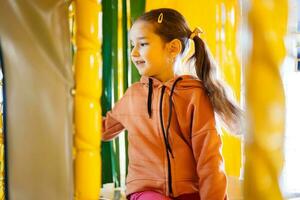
0, 0, 299, 199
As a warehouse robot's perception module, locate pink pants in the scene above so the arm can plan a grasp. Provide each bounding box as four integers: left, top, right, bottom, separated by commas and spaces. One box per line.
129, 191, 200, 200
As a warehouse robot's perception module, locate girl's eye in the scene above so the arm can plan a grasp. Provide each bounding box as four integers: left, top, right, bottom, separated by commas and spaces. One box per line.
140, 43, 148, 47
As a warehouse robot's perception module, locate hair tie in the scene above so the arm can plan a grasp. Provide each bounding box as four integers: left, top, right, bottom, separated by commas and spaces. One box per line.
157, 13, 163, 23
189, 27, 204, 39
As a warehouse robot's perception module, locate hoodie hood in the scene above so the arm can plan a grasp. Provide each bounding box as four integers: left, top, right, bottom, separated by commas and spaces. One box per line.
140, 74, 204, 90
140, 74, 205, 119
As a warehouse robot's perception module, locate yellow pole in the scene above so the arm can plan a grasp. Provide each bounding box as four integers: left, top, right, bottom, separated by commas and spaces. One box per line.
245, 0, 288, 199
74, 0, 102, 199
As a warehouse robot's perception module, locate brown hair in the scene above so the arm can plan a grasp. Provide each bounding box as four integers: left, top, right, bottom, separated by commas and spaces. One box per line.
136, 8, 242, 134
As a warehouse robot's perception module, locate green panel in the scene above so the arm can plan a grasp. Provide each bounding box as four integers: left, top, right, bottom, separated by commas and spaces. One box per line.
101, 0, 119, 186
122, 0, 130, 176
111, 0, 121, 187
129, 0, 146, 23
129, 0, 144, 83
122, 0, 129, 91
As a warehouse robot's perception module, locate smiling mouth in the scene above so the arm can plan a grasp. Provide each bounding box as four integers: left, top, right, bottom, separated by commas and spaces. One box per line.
135, 61, 145, 65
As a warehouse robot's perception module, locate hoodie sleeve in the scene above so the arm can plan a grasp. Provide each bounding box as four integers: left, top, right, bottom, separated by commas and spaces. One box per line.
102, 111, 125, 141
102, 94, 127, 141
190, 90, 228, 200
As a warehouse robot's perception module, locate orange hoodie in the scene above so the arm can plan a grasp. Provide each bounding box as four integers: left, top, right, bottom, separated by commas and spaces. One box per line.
102, 75, 227, 199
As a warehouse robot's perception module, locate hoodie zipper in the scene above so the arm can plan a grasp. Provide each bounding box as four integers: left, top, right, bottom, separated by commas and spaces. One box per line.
159, 85, 173, 196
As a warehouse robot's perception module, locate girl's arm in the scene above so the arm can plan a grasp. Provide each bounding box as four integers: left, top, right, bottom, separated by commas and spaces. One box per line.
191, 91, 227, 200
102, 111, 125, 141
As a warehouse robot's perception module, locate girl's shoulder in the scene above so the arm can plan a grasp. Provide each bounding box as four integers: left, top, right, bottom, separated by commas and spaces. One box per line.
121, 81, 147, 97
173, 75, 206, 96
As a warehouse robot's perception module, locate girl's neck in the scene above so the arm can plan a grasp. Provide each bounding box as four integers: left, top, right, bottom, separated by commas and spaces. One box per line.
153, 70, 174, 83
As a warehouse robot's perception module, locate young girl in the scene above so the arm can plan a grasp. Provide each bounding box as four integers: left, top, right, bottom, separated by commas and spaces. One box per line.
102, 8, 241, 200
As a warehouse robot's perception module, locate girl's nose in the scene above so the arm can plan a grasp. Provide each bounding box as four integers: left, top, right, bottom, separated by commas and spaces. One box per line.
131, 47, 140, 57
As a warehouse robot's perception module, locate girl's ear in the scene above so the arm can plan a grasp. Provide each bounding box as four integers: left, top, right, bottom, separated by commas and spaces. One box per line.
167, 39, 182, 57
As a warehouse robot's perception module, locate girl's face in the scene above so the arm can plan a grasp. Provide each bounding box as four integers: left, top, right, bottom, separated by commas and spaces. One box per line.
129, 21, 173, 81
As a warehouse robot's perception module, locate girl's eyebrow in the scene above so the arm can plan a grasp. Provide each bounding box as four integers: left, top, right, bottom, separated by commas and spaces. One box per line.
130, 36, 148, 43
137, 36, 148, 40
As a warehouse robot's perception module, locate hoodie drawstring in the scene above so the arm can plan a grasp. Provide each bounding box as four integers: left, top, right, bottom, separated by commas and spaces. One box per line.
147, 78, 153, 118
155, 77, 182, 158
147, 77, 183, 157
165, 77, 182, 158
157, 77, 182, 196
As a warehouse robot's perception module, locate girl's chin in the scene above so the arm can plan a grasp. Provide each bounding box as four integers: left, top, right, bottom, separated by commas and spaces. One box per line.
139, 72, 147, 76
137, 68, 148, 75
136, 65, 146, 70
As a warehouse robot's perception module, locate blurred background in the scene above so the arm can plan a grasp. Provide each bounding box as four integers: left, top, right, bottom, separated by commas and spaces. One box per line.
0, 0, 299, 199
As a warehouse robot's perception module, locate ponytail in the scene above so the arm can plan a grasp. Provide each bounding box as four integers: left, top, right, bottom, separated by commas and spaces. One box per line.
189, 36, 242, 134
